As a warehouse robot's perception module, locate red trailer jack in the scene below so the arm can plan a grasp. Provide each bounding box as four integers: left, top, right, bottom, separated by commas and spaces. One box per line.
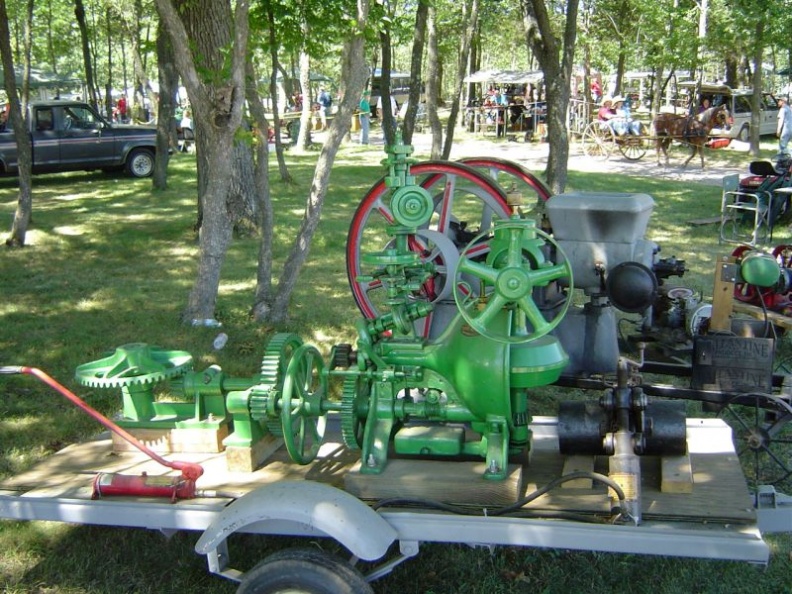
0, 366, 204, 501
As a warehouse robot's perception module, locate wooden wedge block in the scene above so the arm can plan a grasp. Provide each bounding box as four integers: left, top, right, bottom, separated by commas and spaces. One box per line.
661, 454, 694, 494
225, 435, 284, 473
561, 455, 596, 489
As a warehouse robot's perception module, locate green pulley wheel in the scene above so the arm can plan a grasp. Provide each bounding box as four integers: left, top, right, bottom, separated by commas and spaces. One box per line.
280, 344, 328, 464
452, 219, 573, 344
252, 333, 304, 436
75, 343, 193, 388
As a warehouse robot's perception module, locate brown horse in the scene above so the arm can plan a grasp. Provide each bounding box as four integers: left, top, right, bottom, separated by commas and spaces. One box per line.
653, 104, 729, 168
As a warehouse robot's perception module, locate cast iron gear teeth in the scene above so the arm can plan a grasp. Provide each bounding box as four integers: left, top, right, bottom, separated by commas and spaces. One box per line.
75, 343, 193, 388
252, 333, 303, 436
340, 376, 367, 450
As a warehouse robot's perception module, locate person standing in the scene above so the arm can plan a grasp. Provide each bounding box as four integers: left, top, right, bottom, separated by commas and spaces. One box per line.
318, 87, 332, 130
359, 90, 371, 145
116, 95, 127, 123
777, 98, 792, 154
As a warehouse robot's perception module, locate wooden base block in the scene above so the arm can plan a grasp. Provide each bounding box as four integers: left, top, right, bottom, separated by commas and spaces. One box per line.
561, 455, 595, 489
344, 459, 523, 506
226, 436, 283, 473
111, 424, 229, 454
661, 454, 694, 494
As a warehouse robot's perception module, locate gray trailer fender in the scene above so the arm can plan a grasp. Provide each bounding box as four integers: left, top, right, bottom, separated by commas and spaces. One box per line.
195, 481, 397, 561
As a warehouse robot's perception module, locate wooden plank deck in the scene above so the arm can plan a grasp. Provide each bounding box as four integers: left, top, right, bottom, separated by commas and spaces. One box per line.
0, 417, 756, 525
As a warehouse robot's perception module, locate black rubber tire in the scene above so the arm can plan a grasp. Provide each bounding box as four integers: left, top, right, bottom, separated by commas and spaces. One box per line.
125, 148, 155, 178
737, 125, 749, 143
236, 548, 373, 594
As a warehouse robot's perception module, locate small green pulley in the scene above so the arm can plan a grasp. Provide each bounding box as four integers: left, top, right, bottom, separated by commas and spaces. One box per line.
390, 186, 434, 228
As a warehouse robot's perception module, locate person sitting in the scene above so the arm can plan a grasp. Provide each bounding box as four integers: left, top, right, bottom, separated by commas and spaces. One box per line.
613, 96, 642, 135
597, 96, 617, 129
697, 97, 711, 116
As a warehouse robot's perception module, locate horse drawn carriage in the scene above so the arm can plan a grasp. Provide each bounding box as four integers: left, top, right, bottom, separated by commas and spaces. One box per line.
579, 103, 731, 166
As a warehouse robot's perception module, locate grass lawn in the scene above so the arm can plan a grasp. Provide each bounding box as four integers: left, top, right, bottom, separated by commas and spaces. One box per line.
0, 139, 791, 593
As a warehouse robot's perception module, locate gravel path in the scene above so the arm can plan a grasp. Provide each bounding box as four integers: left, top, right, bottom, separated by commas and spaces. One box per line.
359, 131, 755, 188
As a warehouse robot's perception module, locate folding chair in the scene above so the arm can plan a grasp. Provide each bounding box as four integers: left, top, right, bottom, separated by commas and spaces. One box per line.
719, 172, 774, 246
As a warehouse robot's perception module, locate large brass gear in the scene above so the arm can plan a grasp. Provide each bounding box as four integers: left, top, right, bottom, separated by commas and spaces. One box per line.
250, 333, 303, 436
341, 376, 369, 450
75, 343, 193, 388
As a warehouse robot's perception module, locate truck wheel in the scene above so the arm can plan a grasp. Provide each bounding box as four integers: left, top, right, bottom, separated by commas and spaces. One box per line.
125, 148, 155, 178
236, 548, 372, 594
737, 125, 750, 143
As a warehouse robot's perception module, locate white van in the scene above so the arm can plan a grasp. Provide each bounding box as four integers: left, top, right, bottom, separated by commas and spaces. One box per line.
679, 82, 778, 141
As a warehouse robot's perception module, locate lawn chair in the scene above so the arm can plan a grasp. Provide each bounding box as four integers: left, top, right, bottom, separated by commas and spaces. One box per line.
720, 156, 792, 245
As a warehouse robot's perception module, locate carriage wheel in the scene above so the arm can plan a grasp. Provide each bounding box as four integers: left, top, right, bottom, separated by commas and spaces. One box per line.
618, 135, 648, 161
719, 393, 792, 493
346, 161, 511, 338
581, 122, 614, 159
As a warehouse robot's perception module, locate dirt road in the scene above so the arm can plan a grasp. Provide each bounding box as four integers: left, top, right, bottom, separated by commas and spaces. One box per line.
437, 135, 750, 187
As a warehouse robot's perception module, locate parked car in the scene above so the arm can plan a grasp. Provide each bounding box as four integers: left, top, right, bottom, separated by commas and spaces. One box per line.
679, 82, 778, 142
0, 100, 159, 178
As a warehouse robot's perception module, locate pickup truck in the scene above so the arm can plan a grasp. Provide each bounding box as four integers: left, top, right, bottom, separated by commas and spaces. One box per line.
0, 100, 159, 178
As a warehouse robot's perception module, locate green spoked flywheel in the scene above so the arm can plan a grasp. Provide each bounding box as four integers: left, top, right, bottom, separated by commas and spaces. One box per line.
280, 344, 328, 464
252, 333, 304, 436
75, 343, 193, 388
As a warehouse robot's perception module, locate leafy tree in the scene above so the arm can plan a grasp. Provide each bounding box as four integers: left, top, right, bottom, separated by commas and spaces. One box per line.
155, 0, 250, 323
521, 0, 580, 194
253, 0, 371, 323
1, 0, 34, 248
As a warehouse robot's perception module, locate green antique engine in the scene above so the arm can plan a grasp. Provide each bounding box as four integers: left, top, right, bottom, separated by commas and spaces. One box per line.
75, 139, 573, 480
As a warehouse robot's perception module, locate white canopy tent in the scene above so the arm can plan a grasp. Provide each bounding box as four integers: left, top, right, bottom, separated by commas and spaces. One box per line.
463, 69, 543, 85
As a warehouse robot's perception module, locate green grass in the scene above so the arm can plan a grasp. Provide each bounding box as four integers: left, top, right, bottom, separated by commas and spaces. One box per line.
1, 142, 791, 593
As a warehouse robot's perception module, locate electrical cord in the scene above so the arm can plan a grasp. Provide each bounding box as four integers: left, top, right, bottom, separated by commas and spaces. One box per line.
372, 471, 630, 524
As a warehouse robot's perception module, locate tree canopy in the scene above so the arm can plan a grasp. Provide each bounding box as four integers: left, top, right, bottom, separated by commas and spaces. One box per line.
4, 0, 792, 319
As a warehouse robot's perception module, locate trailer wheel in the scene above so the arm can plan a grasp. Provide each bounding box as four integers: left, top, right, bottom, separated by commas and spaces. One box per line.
236, 548, 372, 594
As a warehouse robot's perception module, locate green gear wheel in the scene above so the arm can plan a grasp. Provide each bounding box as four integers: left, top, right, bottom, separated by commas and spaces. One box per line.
75, 343, 193, 388
340, 376, 369, 450
250, 333, 303, 436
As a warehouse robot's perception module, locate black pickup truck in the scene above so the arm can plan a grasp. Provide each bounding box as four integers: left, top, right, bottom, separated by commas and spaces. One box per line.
0, 100, 159, 178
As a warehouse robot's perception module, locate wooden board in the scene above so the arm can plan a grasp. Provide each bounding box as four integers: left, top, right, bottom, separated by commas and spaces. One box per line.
733, 301, 792, 331
110, 425, 229, 454
344, 460, 522, 506
0, 417, 757, 524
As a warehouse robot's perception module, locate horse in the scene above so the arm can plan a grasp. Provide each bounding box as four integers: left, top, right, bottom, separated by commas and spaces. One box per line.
652, 104, 729, 168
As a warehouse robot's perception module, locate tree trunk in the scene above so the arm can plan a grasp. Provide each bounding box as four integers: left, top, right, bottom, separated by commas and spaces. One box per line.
426, 6, 442, 159
379, 28, 396, 146
156, 0, 249, 323
1, 0, 34, 247
749, 19, 764, 158
74, 0, 99, 110
263, 0, 371, 324
296, 48, 313, 151
154, 23, 177, 190
401, 0, 428, 145
442, 0, 478, 160
245, 58, 274, 319
521, 0, 579, 194
266, 3, 291, 183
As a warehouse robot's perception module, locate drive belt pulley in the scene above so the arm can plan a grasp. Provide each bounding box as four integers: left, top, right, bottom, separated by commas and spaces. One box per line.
250, 333, 303, 435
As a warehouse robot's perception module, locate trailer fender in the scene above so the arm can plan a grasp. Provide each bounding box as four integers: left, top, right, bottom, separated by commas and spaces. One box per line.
195, 481, 396, 561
